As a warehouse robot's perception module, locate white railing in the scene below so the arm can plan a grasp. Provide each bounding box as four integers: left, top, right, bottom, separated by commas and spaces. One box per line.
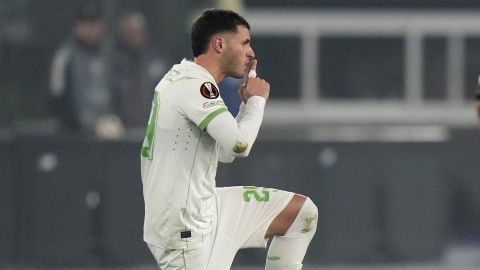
246, 9, 480, 127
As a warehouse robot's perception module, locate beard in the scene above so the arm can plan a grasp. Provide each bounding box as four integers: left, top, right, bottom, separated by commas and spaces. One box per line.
221, 52, 246, 79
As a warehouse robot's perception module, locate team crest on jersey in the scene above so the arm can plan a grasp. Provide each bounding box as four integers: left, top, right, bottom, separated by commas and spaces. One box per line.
200, 82, 220, 99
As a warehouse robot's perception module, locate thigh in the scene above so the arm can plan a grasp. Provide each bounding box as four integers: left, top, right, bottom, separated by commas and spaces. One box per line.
148, 240, 211, 270
205, 231, 240, 270
207, 186, 293, 270
214, 186, 294, 249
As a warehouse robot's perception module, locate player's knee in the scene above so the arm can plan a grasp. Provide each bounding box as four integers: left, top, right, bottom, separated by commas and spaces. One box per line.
301, 197, 318, 233
285, 196, 318, 238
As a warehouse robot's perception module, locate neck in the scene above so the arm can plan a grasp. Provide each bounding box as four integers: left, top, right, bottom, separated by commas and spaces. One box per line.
194, 55, 224, 84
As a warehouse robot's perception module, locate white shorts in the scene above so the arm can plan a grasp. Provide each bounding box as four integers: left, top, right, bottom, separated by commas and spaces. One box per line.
148, 186, 294, 270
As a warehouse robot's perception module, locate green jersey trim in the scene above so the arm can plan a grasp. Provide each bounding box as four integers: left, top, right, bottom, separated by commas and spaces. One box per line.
198, 107, 228, 130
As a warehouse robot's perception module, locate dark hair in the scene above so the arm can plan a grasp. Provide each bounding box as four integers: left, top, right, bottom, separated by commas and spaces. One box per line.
77, 2, 102, 21
191, 9, 250, 57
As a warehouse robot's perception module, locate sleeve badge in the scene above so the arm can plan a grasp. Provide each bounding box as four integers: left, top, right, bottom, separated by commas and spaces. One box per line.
200, 82, 220, 99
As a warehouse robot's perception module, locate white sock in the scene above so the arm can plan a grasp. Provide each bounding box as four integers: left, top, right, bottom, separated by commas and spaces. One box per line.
265, 197, 318, 270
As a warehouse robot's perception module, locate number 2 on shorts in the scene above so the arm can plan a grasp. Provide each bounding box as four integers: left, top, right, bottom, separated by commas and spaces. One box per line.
243, 186, 270, 202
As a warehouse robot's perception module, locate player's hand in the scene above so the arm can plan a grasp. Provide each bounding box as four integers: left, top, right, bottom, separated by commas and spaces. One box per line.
238, 58, 257, 102
244, 77, 270, 101
239, 59, 270, 101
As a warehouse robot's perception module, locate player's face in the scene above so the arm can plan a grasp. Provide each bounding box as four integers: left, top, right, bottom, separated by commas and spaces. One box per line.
221, 25, 254, 79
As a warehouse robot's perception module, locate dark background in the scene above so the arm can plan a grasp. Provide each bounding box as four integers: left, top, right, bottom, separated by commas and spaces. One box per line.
1, 0, 480, 268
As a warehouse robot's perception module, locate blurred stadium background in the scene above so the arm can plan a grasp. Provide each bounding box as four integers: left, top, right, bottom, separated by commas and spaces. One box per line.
1, 0, 480, 269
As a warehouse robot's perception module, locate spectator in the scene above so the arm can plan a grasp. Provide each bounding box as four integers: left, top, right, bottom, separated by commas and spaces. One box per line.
49, 2, 123, 139
112, 12, 166, 132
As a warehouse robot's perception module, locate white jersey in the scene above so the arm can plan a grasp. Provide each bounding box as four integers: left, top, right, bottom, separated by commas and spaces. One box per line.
140, 59, 265, 249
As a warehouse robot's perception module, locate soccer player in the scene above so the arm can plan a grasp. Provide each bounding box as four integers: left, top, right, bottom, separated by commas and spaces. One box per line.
140, 9, 318, 270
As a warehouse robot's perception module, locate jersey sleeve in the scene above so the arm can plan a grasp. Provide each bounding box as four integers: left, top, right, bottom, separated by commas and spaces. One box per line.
207, 96, 266, 159
178, 79, 229, 130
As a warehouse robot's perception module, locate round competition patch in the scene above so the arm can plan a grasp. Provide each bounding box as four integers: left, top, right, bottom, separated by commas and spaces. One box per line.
200, 82, 220, 99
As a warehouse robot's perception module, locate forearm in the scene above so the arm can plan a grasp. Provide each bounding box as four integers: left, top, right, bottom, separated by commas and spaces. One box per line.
207, 96, 266, 159
235, 101, 246, 122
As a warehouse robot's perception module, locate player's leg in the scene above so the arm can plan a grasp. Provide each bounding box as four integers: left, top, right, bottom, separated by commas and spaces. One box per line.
264, 194, 318, 270
147, 237, 212, 270
207, 186, 295, 269
265, 194, 307, 237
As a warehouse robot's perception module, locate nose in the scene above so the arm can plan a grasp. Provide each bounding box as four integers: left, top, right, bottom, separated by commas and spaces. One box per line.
247, 47, 255, 59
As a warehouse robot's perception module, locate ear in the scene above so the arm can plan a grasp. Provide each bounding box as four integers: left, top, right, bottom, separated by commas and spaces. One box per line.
212, 37, 224, 53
